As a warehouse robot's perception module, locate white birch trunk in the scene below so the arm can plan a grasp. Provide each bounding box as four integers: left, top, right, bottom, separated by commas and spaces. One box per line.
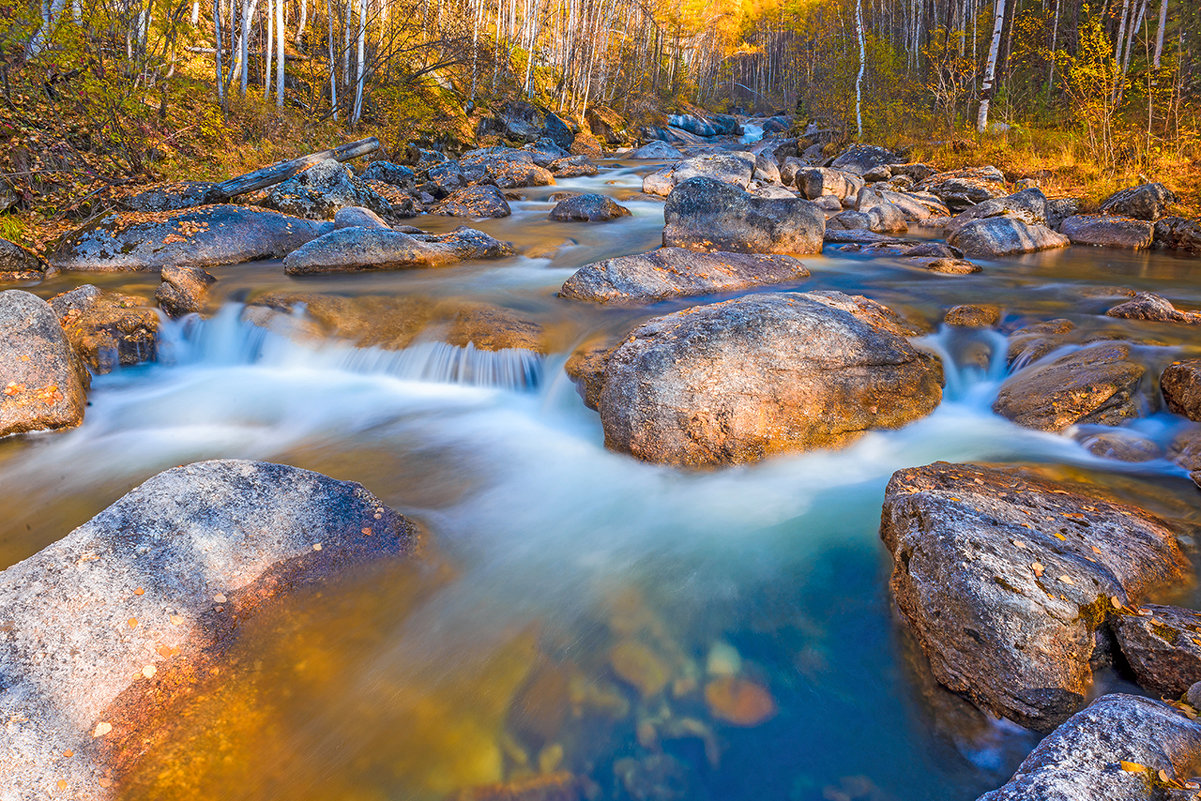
350, 0, 365, 124
855, 0, 865, 137
976, 0, 1007, 134
275, 0, 285, 105
1153, 0, 1168, 67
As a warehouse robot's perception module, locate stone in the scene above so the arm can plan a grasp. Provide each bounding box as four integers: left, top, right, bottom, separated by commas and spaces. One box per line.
364, 179, 420, 218
548, 193, 631, 222
609, 640, 670, 698
1113, 605, 1201, 698
881, 462, 1190, 731
0, 236, 48, 282
361, 161, 417, 191
494, 100, 544, 143
857, 187, 949, 221
333, 205, 392, 230
905, 256, 980, 274
945, 187, 1048, 235
662, 178, 825, 256
548, 156, 597, 177
0, 459, 417, 801
407, 145, 449, 171
993, 342, 1145, 431
155, 265, 216, 318
597, 291, 942, 466
948, 217, 1070, 258
117, 181, 217, 212
1046, 197, 1081, 230
50, 205, 331, 272
641, 167, 675, 197
1154, 216, 1201, 254
261, 158, 396, 220
829, 144, 901, 176
282, 226, 513, 275
560, 247, 809, 304
1162, 360, 1201, 420
586, 106, 627, 144
1006, 319, 1075, 366
422, 162, 467, 198
1061, 214, 1155, 250
797, 168, 864, 203
50, 285, 159, 373
0, 290, 88, 438
433, 185, 513, 218
704, 677, 776, 726
1099, 182, 1176, 221
944, 304, 1000, 327
1107, 292, 1201, 324
663, 152, 757, 193
753, 154, 782, 184
916, 167, 1008, 212
1079, 430, 1162, 462
629, 141, 684, 160
543, 111, 575, 150
569, 132, 604, 159
828, 204, 907, 234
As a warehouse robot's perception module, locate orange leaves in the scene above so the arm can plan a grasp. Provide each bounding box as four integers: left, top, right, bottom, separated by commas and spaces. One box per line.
1031, 562, 1045, 577
3, 382, 25, 396
92, 721, 112, 738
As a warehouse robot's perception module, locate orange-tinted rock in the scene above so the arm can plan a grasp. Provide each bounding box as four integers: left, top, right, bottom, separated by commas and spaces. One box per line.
609, 640, 670, 699
703, 677, 776, 726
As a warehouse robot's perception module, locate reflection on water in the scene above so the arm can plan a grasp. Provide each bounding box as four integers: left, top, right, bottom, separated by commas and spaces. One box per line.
2, 162, 1201, 801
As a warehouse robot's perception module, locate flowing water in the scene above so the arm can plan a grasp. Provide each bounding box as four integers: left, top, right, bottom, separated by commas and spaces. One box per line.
3, 154, 1201, 801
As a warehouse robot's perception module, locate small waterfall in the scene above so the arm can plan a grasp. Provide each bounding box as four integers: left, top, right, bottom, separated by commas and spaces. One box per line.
740, 122, 765, 144
915, 326, 1011, 406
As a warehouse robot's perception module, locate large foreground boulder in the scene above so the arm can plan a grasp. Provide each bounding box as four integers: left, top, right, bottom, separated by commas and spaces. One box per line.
595, 291, 942, 466
881, 462, 1191, 731
977, 695, 1201, 801
1062, 214, 1155, 250
0, 290, 88, 438
560, 248, 809, 304
663, 178, 825, 256
50, 206, 331, 271
282, 226, 513, 275
947, 216, 1069, 258
0, 460, 418, 800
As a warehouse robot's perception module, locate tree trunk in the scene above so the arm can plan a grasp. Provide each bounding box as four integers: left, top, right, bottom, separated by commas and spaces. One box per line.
350, 0, 365, 124
264, 0, 274, 95
976, 0, 1007, 133
1153, 0, 1168, 67
25, 0, 68, 58
275, 0, 285, 106
327, 0, 338, 119
206, 137, 380, 200
214, 0, 226, 109
296, 0, 307, 49
855, 0, 866, 137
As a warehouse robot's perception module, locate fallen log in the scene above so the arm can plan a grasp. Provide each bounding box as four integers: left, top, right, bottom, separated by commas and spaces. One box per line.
204, 137, 380, 202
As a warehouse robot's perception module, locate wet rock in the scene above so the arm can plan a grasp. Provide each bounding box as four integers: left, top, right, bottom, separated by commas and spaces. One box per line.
597, 291, 942, 466
1079, 430, 1162, 462
976, 694, 1201, 801
629, 141, 684, 160
881, 462, 1190, 730
260, 158, 395, 220
0, 459, 417, 800
548, 193, 631, 222
1113, 605, 1201, 697
828, 204, 907, 235
1061, 214, 1155, 250
829, 144, 902, 176
904, 256, 980, 274
283, 226, 513, 275
333, 205, 392, 230
433, 185, 513, 218
915, 167, 1008, 212
944, 304, 1000, 327
1100, 182, 1176, 221
361, 161, 417, 191
663, 178, 825, 256
564, 340, 613, 409
450, 772, 580, 801
493, 100, 546, 143
0, 290, 88, 438
1107, 292, 1201, 325
549, 156, 597, 177
49, 285, 158, 374
797, 168, 864, 203
945, 187, 1048, 235
155, 265, 216, 318
614, 754, 692, 801
1154, 216, 1201, 254
117, 181, 217, 212
50, 205, 331, 272
703, 677, 776, 726
560, 247, 809, 304
857, 187, 950, 221
0, 237, 48, 281
993, 342, 1145, 431
1162, 360, 1201, 421
948, 216, 1070, 258
1006, 318, 1075, 366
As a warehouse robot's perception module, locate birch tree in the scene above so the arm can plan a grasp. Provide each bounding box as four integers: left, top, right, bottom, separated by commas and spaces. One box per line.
976, 0, 1008, 133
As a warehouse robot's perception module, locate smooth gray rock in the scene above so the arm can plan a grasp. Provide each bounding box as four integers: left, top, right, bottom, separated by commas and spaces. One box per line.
117, 181, 217, 212
0, 290, 89, 437
882, 462, 1191, 731
261, 158, 396, 220
797, 168, 864, 203
1062, 214, 1155, 250
641, 153, 756, 196
50, 205, 331, 271
948, 216, 1069, 258
560, 247, 809, 304
945, 187, 1048, 235
283, 226, 513, 275
629, 141, 684, 160
156, 265, 216, 318
548, 193, 631, 222
857, 187, 949, 221
333, 205, 392, 230
0, 459, 417, 801
977, 695, 1201, 801
663, 177, 825, 255
1100, 182, 1176, 221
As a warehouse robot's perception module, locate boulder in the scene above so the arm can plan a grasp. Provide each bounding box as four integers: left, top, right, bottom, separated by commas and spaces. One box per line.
671, 153, 756, 190
548, 156, 597, 177
548, 193, 631, 222
0, 459, 417, 800
641, 167, 675, 197
282, 226, 513, 275
421, 162, 467, 198
916, 167, 1008, 212
1154, 216, 1201, 254
333, 205, 392, 230
1113, 605, 1201, 697
753, 154, 781, 184
1107, 292, 1201, 325
881, 462, 1191, 731
828, 204, 907, 234
663, 178, 825, 256
0, 237, 48, 281
50, 205, 331, 272
0, 290, 88, 438
668, 113, 721, 138
560, 248, 809, 304
1099, 182, 1176, 221
857, 187, 949, 221
117, 181, 217, 212
260, 158, 396, 220
993, 342, 1146, 431
364, 180, 420, 218
407, 146, 449, 171
494, 100, 544, 143
797, 168, 864, 203
976, 695, 1201, 801
50, 285, 159, 373
1046, 197, 1081, 230
595, 291, 942, 466
829, 144, 901, 176
1162, 359, 1201, 420
889, 163, 938, 182
1006, 318, 1075, 367
1061, 214, 1155, 250
569, 131, 604, 159
945, 187, 1048, 235
947, 217, 1070, 258
361, 161, 417, 191
156, 265, 216, 318
432, 185, 512, 218
629, 141, 684, 160
586, 106, 627, 144
543, 112, 575, 150
944, 304, 1000, 327
904, 256, 981, 274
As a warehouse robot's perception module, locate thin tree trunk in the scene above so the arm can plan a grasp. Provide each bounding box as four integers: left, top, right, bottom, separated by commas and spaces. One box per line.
214, 0, 226, 108
327, 0, 338, 119
275, 0, 285, 105
25, 0, 68, 58
350, 0, 365, 124
855, 0, 866, 137
296, 0, 306, 48
1153, 0, 1168, 67
976, 0, 1007, 133
264, 0, 273, 94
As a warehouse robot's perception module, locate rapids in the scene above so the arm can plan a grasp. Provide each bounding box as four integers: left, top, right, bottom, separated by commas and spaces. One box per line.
2, 155, 1199, 801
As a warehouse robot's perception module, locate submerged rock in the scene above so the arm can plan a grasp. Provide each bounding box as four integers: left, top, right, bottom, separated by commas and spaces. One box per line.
596, 291, 942, 466
0, 236, 48, 282
977, 694, 1201, 801
50, 205, 331, 271
282, 226, 513, 275
663, 177, 825, 256
0, 459, 417, 800
1113, 605, 1201, 697
156, 265, 216, 318
0, 290, 89, 438
1107, 292, 1201, 325
947, 216, 1069, 258
1061, 214, 1155, 250
704, 677, 776, 726
548, 193, 631, 222
433, 185, 513, 218
1099, 182, 1176, 221
993, 342, 1146, 431
881, 462, 1190, 731
560, 247, 809, 304
50, 285, 159, 373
